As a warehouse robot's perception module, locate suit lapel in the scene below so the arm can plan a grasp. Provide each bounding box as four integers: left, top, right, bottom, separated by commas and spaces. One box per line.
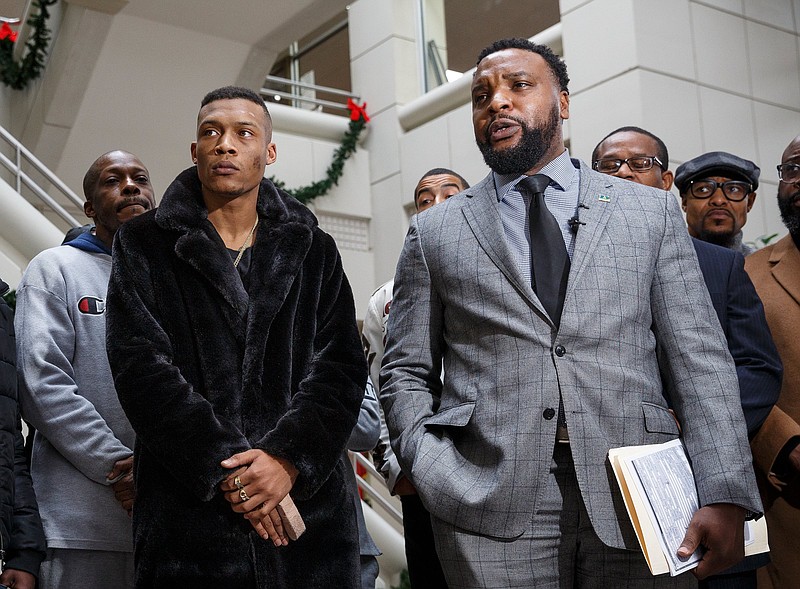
770, 235, 800, 307
461, 175, 544, 314
566, 162, 616, 301
460, 165, 618, 323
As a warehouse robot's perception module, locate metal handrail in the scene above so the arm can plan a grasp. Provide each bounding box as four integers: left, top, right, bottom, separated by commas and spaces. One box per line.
264, 75, 356, 99
265, 89, 355, 113
261, 74, 359, 115
350, 451, 404, 525
0, 124, 83, 227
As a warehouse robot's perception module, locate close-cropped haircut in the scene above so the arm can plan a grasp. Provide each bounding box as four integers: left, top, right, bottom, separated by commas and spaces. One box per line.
416, 168, 470, 195
82, 150, 134, 201
82, 158, 104, 201
199, 86, 271, 124
592, 126, 669, 170
475, 38, 569, 94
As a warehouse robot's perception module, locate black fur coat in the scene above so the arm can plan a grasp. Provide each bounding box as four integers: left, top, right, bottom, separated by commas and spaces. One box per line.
106, 168, 366, 588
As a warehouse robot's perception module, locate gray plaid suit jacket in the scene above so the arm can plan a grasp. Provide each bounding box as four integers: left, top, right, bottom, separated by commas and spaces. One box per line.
381, 161, 762, 550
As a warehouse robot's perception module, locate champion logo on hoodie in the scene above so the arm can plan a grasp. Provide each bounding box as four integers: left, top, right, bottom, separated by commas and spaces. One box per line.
78, 296, 106, 315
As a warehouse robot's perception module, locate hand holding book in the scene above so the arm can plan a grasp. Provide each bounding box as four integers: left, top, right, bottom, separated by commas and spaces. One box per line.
609, 439, 767, 577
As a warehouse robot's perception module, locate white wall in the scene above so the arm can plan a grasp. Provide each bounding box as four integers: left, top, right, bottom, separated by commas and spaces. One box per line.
54, 13, 253, 201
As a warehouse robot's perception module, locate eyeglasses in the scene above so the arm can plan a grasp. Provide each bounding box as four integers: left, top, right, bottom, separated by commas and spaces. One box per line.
593, 156, 664, 173
777, 163, 800, 184
687, 180, 752, 202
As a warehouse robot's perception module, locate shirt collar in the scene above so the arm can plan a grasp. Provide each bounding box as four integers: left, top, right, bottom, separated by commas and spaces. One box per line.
494, 149, 577, 202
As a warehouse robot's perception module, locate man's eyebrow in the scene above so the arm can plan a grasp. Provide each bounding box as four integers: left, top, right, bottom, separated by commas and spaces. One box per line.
473, 70, 530, 88
199, 118, 259, 127
100, 165, 148, 176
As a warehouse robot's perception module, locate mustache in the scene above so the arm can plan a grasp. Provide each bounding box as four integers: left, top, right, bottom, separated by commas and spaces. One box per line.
704, 208, 733, 219
484, 115, 526, 142
118, 196, 152, 211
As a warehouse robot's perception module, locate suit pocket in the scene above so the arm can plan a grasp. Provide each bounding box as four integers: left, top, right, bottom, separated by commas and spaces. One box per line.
424, 402, 475, 429
642, 401, 680, 435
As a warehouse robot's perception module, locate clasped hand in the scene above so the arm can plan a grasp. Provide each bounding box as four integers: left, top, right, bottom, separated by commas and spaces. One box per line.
107, 455, 135, 516
219, 449, 298, 547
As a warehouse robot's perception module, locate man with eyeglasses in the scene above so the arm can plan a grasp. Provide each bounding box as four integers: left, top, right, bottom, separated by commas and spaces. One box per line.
593, 127, 782, 589
745, 135, 800, 589
591, 126, 672, 189
674, 152, 760, 256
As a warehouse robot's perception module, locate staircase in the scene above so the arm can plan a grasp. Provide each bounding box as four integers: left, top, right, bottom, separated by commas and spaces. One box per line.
0, 123, 77, 285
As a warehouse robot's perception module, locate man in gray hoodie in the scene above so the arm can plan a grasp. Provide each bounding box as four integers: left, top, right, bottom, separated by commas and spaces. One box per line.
15, 150, 155, 589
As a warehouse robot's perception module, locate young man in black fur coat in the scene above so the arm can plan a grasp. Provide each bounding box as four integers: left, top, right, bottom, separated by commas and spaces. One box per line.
106, 86, 367, 588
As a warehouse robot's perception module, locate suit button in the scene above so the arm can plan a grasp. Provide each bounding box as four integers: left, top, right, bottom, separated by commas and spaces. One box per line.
555, 345, 566, 357
543, 408, 556, 420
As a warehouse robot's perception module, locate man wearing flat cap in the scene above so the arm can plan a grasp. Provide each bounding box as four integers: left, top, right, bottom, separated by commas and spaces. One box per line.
675, 152, 761, 256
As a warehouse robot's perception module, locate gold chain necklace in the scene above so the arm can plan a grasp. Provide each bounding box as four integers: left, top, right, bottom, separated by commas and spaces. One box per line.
233, 218, 258, 268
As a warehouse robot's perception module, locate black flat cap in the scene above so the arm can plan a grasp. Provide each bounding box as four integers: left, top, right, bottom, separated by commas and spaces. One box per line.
674, 151, 760, 192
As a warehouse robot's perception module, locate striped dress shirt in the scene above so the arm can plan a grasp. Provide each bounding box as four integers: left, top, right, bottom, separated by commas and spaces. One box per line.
494, 149, 580, 285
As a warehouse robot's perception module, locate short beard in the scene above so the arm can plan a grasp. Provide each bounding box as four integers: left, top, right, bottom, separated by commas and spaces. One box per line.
477, 105, 560, 175
778, 190, 800, 236
697, 228, 735, 249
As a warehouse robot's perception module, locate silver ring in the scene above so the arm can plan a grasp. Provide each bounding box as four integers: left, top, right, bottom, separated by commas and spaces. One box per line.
234, 475, 245, 491
239, 488, 250, 502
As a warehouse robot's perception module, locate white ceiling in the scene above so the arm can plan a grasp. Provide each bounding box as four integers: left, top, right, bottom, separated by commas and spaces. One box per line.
0, 0, 350, 49
119, 0, 330, 46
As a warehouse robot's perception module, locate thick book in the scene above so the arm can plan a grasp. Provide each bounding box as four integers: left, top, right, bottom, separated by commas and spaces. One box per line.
608, 438, 768, 576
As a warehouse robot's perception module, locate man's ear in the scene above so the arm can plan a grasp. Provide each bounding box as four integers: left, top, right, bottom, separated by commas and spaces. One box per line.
83, 198, 95, 221
746, 191, 756, 212
662, 170, 674, 191
680, 193, 688, 212
266, 142, 277, 166
559, 91, 570, 121
191, 142, 197, 164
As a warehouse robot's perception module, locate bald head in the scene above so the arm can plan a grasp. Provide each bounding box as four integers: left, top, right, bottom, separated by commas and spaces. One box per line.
783, 134, 800, 160
81, 150, 155, 249
83, 150, 139, 201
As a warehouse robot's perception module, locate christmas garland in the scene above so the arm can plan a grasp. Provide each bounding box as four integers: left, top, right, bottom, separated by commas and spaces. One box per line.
0, 0, 57, 90
271, 98, 370, 205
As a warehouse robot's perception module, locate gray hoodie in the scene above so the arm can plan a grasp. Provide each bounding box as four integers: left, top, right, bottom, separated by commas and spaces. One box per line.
16, 238, 133, 551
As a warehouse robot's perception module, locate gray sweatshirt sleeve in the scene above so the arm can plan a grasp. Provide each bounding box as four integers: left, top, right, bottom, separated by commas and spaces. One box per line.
347, 378, 381, 452
16, 264, 132, 485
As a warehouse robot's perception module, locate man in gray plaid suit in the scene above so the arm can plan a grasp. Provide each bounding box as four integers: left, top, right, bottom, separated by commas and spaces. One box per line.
381, 38, 762, 588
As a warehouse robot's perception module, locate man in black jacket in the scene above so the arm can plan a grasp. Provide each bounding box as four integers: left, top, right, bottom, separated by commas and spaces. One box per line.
106, 86, 366, 587
0, 278, 46, 588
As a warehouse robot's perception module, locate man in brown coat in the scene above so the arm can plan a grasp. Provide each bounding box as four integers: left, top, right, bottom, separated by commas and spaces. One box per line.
745, 134, 800, 589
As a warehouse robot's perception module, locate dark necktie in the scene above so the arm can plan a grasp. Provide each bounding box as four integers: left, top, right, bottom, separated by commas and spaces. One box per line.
516, 174, 570, 327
